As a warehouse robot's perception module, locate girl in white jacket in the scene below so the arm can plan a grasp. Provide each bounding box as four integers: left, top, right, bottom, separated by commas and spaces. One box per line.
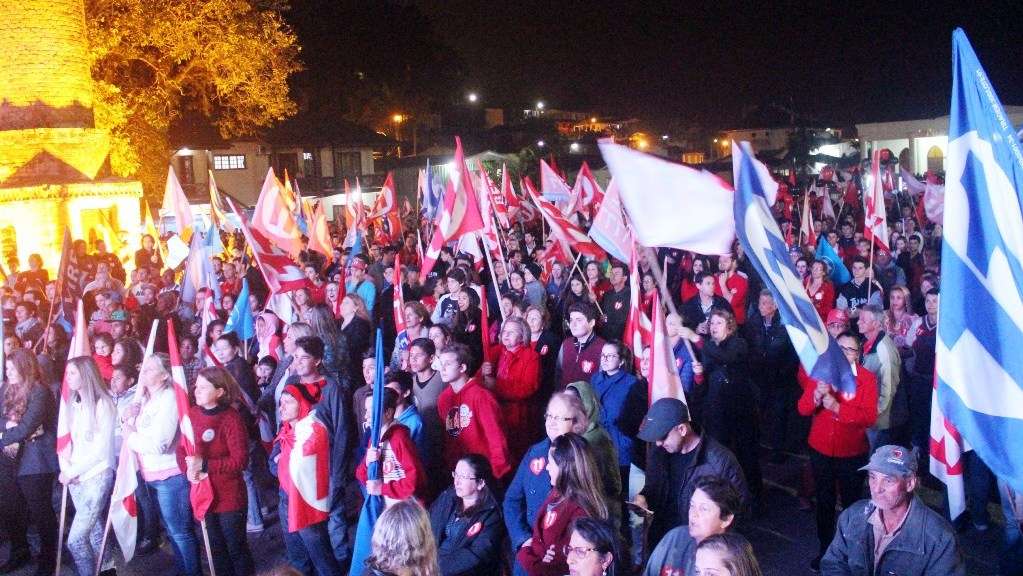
59, 356, 116, 576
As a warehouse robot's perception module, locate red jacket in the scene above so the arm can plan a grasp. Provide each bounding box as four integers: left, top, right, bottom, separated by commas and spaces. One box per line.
493, 344, 541, 460
356, 423, 425, 501
516, 491, 590, 576
804, 278, 835, 321
797, 365, 879, 458
437, 376, 511, 478
714, 272, 749, 324
183, 405, 249, 514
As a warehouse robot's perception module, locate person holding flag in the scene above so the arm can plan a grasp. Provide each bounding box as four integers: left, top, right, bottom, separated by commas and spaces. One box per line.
58, 356, 116, 576
124, 353, 201, 576
183, 366, 255, 576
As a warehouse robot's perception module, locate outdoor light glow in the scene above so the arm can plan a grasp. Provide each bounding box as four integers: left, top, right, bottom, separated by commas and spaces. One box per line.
537, 140, 545, 147
570, 142, 580, 152
590, 117, 597, 123
662, 135, 669, 140
392, 114, 404, 123
536, 101, 545, 110
713, 138, 719, 143
637, 139, 649, 150
467, 92, 478, 103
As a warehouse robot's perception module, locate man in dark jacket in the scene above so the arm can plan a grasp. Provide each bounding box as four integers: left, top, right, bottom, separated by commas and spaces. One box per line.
680, 271, 732, 333
823, 444, 964, 575
598, 261, 630, 341
633, 398, 749, 548
556, 301, 606, 388
742, 290, 799, 460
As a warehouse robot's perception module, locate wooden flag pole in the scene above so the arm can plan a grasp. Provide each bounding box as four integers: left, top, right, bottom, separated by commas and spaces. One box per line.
200, 520, 217, 576
568, 251, 604, 317
55, 484, 68, 576
643, 247, 696, 360
93, 515, 112, 576
867, 237, 876, 303
480, 235, 507, 323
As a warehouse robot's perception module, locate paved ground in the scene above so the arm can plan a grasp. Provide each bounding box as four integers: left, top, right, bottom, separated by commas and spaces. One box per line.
1, 448, 1007, 576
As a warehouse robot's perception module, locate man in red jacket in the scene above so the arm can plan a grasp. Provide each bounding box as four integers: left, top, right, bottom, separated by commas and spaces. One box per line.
797, 331, 879, 570
437, 343, 512, 478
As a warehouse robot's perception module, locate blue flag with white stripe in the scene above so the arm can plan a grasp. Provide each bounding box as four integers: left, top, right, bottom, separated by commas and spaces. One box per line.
350, 329, 386, 573
939, 29, 1023, 492
733, 141, 857, 394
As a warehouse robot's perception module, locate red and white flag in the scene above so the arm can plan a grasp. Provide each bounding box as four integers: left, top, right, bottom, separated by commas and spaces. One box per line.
280, 413, 331, 532
56, 300, 90, 458
228, 197, 306, 295
624, 245, 652, 372
820, 183, 837, 222
648, 288, 686, 404
490, 167, 511, 229
369, 172, 402, 246
864, 150, 890, 251
252, 168, 304, 258
168, 320, 214, 520
588, 179, 632, 264
419, 137, 486, 281
162, 165, 194, 240
540, 159, 573, 204
572, 161, 605, 218
524, 177, 604, 258
502, 166, 522, 216
799, 191, 817, 248
109, 436, 140, 561
199, 292, 222, 367
930, 380, 966, 520
308, 200, 334, 263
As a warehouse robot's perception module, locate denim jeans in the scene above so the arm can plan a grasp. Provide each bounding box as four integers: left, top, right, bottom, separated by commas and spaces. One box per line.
204, 509, 255, 576
328, 479, 351, 569
148, 474, 201, 576
135, 470, 161, 541
279, 490, 341, 576
999, 479, 1023, 576
67, 469, 115, 576
243, 461, 264, 528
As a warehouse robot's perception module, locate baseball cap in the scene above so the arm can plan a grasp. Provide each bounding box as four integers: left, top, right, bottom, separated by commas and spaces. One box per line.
349, 257, 367, 271
826, 308, 849, 326
637, 398, 691, 442
109, 309, 128, 322
859, 445, 918, 478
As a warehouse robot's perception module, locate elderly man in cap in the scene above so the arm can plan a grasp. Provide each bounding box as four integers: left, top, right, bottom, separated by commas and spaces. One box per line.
632, 398, 748, 548
822, 445, 964, 575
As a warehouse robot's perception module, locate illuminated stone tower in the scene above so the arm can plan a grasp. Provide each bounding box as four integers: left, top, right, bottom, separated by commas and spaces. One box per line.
0, 0, 142, 273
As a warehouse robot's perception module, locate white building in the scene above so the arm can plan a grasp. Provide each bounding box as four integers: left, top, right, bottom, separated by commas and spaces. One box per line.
856, 106, 1023, 174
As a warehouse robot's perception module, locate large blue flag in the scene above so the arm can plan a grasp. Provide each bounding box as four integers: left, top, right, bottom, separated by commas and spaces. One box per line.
939, 29, 1023, 492
732, 141, 856, 394
350, 329, 386, 572
814, 235, 851, 286
224, 278, 255, 341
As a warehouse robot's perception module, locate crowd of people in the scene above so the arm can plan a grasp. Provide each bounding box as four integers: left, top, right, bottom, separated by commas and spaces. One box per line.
0, 175, 1020, 576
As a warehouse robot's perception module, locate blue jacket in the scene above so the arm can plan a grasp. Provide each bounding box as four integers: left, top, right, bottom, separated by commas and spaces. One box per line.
503, 438, 553, 549
822, 495, 964, 576
395, 404, 425, 458
589, 369, 645, 468
672, 339, 698, 395
429, 486, 505, 576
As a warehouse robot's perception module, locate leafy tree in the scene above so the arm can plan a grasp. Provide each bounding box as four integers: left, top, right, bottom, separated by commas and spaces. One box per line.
86, 0, 302, 199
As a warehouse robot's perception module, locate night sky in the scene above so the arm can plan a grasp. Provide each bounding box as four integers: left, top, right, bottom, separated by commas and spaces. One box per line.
289, 1, 1023, 129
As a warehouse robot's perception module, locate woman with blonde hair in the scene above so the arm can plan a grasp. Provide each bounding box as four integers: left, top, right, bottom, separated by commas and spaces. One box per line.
885, 284, 919, 352
481, 316, 541, 462
0, 348, 59, 575
694, 532, 763, 576
517, 432, 609, 576
124, 353, 201, 576
365, 498, 440, 576
59, 356, 117, 576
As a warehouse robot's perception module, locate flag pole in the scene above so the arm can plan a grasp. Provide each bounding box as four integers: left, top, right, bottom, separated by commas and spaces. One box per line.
54, 485, 68, 576
867, 237, 875, 302
201, 520, 217, 576
93, 506, 113, 576
643, 247, 696, 360
568, 250, 605, 317
480, 235, 507, 323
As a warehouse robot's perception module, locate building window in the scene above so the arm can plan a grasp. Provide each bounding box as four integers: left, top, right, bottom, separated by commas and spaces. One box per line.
213, 155, 246, 170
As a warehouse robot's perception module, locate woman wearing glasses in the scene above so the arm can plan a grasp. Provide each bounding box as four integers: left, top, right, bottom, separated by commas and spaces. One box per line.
516, 432, 609, 576
428, 454, 505, 576
565, 517, 622, 576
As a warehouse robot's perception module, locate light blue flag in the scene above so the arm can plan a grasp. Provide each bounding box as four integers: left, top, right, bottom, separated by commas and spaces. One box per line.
346, 230, 364, 266
733, 141, 856, 395
814, 235, 852, 286
350, 329, 386, 573
224, 278, 254, 341
938, 29, 1023, 493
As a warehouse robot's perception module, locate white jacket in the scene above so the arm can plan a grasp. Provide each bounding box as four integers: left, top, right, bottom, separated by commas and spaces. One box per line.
60, 398, 116, 482
126, 385, 182, 476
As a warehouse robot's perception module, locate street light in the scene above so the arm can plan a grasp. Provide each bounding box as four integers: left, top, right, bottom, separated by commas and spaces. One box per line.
392, 114, 404, 123
570, 142, 580, 152
536, 101, 545, 110
537, 140, 546, 148
467, 92, 478, 103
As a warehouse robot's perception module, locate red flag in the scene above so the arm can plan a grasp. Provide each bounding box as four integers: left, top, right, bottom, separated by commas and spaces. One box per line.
162, 165, 194, 241
419, 137, 486, 281
524, 177, 604, 258
648, 289, 686, 404
502, 166, 521, 211
308, 200, 334, 263
168, 320, 214, 520
109, 438, 140, 561
252, 168, 304, 258
393, 252, 408, 349
56, 300, 90, 458
799, 191, 817, 248
624, 245, 652, 372
571, 161, 605, 218
930, 377, 966, 519
479, 279, 493, 366
540, 159, 573, 205
369, 172, 402, 246
588, 179, 632, 264
864, 149, 890, 251
279, 413, 331, 532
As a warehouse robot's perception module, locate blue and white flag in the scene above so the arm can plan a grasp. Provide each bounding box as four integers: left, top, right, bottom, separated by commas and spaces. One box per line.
732, 141, 856, 394
814, 235, 852, 286
938, 29, 1023, 493
350, 329, 386, 573
224, 278, 255, 341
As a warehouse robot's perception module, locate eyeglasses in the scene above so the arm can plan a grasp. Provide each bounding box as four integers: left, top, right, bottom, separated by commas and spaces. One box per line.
545, 413, 574, 423
451, 472, 478, 481
563, 545, 598, 559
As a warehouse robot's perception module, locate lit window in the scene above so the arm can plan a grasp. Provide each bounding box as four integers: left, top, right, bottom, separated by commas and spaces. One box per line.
303, 152, 313, 161
213, 155, 246, 170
